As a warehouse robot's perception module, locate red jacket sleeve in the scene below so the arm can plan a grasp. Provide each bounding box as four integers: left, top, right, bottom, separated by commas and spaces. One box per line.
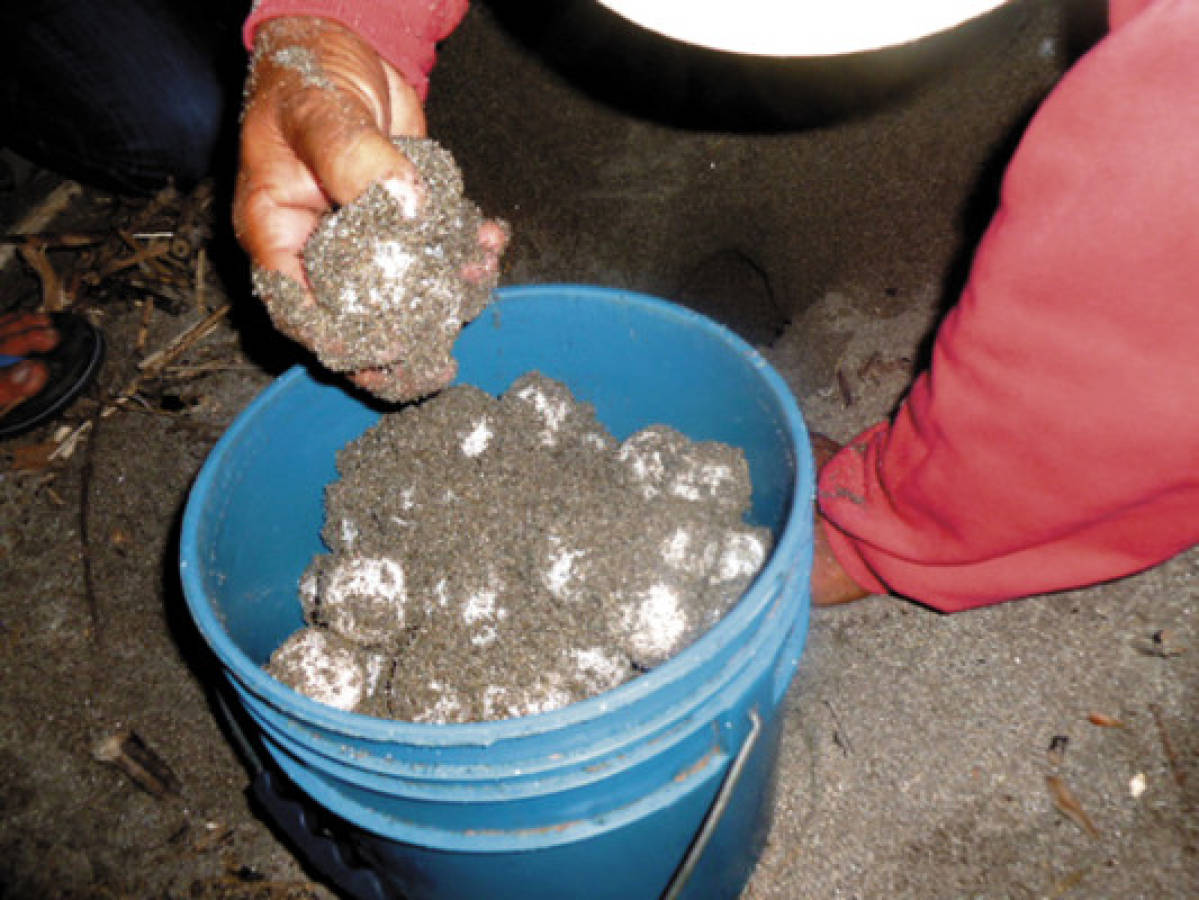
243, 0, 470, 100
818, 0, 1199, 611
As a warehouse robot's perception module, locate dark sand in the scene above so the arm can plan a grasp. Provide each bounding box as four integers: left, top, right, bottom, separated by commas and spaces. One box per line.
269, 373, 771, 723
252, 137, 503, 400
1, 2, 1193, 897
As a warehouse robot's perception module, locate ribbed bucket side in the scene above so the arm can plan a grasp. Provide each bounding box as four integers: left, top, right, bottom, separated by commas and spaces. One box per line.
181, 285, 814, 899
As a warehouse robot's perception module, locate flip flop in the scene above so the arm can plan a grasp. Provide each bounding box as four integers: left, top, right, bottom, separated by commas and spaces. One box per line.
0, 312, 105, 439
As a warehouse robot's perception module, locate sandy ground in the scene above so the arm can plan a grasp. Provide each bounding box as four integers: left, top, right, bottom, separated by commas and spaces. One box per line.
0, 1, 1193, 897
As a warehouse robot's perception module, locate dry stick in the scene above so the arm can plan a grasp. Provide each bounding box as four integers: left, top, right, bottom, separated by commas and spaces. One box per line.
194, 247, 208, 313
91, 729, 182, 798
1045, 774, 1101, 839
48, 304, 232, 465
98, 239, 170, 279
17, 243, 66, 311
117, 229, 173, 280
1149, 703, 1187, 789
0, 181, 82, 273
0, 231, 106, 248
94, 304, 230, 420
823, 698, 853, 755
49, 305, 232, 463
161, 361, 257, 379
81, 186, 179, 286
136, 297, 154, 352
135, 304, 231, 376
123, 275, 194, 310
79, 412, 102, 644
48, 419, 92, 462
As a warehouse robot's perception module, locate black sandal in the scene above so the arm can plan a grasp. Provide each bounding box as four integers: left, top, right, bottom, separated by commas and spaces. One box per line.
0, 312, 105, 439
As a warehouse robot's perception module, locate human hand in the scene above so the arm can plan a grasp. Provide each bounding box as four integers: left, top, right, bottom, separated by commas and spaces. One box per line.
234, 16, 507, 399
808, 433, 872, 606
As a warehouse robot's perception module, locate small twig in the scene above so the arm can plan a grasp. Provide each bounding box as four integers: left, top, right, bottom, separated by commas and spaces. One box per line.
0, 231, 106, 248
137, 304, 230, 374
48, 419, 92, 462
98, 240, 170, 279
78, 414, 101, 644
123, 276, 194, 308
1149, 703, 1186, 789
18, 243, 67, 311
194, 246, 208, 313
1046, 774, 1101, 839
823, 699, 853, 755
92, 729, 181, 798
117, 230, 172, 280
160, 361, 258, 379
90, 304, 232, 420
136, 298, 154, 351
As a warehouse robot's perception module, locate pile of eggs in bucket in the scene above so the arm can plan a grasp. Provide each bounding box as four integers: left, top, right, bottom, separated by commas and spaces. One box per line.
267, 372, 773, 724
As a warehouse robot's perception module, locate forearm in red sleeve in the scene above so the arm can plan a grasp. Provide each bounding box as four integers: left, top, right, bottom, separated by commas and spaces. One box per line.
817, 0, 1199, 611
243, 0, 470, 100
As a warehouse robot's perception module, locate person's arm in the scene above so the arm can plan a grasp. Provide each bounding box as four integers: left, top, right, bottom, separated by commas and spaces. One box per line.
242, 0, 469, 102
817, 0, 1199, 611
234, 2, 503, 400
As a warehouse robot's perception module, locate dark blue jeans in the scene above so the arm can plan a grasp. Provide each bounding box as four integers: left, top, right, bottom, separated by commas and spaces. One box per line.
0, 0, 245, 195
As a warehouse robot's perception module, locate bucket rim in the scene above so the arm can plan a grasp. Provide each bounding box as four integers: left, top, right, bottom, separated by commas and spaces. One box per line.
180, 283, 813, 745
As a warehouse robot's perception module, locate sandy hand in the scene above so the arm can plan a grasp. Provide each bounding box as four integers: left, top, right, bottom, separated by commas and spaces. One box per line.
809, 433, 872, 607
234, 16, 508, 401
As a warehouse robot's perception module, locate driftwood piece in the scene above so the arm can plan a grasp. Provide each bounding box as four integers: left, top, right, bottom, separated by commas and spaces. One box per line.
92, 729, 182, 798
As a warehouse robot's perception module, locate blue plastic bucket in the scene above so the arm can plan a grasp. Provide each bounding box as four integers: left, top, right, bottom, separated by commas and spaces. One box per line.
181, 284, 813, 899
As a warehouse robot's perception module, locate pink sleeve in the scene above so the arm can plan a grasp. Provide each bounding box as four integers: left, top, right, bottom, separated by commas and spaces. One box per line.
1108, 0, 1153, 29
818, 0, 1199, 611
243, 0, 470, 100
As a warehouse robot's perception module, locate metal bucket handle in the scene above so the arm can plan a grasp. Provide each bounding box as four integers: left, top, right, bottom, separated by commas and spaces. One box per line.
663, 706, 763, 899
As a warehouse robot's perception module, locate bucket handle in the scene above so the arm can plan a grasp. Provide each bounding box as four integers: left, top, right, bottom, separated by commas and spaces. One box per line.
662, 707, 763, 900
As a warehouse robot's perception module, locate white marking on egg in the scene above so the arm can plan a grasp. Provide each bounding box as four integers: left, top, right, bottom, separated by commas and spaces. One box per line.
461, 417, 493, 457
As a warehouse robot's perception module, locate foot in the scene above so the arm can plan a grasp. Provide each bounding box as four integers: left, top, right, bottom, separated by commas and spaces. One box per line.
0, 311, 104, 438
0, 312, 58, 418
809, 432, 872, 607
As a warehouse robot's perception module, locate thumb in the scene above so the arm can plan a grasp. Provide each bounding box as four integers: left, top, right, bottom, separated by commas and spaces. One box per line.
253, 16, 428, 210
291, 114, 424, 212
